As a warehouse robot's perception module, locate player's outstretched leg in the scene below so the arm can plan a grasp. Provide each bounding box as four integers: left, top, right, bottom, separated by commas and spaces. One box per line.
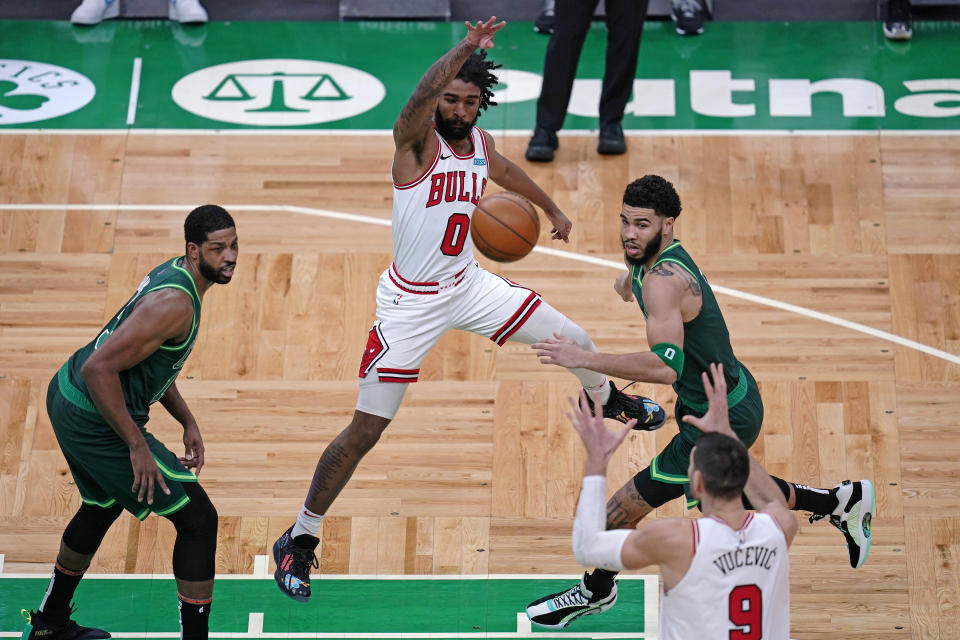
526, 572, 618, 629
809, 479, 874, 568
513, 303, 666, 430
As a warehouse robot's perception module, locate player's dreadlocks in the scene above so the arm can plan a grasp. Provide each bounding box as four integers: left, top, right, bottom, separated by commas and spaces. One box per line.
456, 50, 502, 113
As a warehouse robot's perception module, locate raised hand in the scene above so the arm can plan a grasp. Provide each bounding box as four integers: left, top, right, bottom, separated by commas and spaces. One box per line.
568, 389, 636, 475
464, 16, 506, 49
680, 362, 733, 436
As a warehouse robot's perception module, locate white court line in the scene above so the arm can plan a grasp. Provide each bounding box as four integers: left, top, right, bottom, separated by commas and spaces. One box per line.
126, 57, 143, 126
0, 202, 955, 366
246, 613, 264, 636
0, 129, 959, 137
252, 554, 269, 578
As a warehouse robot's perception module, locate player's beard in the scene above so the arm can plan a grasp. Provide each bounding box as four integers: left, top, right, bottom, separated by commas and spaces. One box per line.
623, 228, 663, 267
198, 253, 234, 284
434, 107, 475, 141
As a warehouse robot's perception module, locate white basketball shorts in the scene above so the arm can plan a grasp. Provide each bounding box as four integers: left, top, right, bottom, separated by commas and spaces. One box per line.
356, 260, 544, 419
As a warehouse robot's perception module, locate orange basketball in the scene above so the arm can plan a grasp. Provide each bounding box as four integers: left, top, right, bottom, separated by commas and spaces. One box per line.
471, 192, 540, 262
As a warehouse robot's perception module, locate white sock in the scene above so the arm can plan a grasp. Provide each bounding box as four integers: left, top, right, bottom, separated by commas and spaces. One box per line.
291, 505, 324, 539
583, 379, 611, 405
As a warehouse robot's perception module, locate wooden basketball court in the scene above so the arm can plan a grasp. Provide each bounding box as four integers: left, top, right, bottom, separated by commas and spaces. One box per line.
1, 130, 957, 638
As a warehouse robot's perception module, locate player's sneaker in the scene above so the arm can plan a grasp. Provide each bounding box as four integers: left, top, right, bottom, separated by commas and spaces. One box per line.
272, 526, 319, 602
882, 0, 912, 40
588, 381, 666, 431
168, 0, 208, 23
526, 573, 618, 629
810, 479, 874, 568
671, 0, 706, 35
21, 608, 110, 640
70, 0, 119, 25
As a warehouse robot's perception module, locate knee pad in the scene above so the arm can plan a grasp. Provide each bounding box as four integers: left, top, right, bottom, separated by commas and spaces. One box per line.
167, 483, 218, 581
632, 467, 685, 509
62, 503, 123, 555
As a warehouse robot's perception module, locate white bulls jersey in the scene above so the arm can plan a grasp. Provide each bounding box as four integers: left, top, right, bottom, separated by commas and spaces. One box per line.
659, 513, 791, 640
391, 126, 489, 285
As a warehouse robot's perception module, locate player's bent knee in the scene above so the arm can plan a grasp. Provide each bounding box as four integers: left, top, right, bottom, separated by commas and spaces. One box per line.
345, 411, 392, 451
168, 483, 218, 542
632, 467, 686, 509
509, 301, 596, 352
168, 484, 218, 582
62, 502, 124, 555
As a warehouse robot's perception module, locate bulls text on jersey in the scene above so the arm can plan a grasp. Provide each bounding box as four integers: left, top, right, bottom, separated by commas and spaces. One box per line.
425, 171, 487, 208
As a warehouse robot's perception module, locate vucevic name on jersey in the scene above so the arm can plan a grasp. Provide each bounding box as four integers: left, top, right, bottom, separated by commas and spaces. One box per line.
391, 127, 490, 284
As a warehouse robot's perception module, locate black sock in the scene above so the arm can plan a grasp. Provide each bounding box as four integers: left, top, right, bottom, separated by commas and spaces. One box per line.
178, 595, 212, 640
38, 563, 86, 623
791, 483, 839, 515
584, 568, 618, 598
742, 476, 793, 510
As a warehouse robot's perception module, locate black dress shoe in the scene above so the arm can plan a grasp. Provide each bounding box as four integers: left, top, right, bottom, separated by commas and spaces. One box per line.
597, 122, 626, 155
525, 128, 559, 162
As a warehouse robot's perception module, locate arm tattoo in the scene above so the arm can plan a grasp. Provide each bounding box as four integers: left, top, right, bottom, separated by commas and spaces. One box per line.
649, 262, 702, 297
396, 39, 476, 140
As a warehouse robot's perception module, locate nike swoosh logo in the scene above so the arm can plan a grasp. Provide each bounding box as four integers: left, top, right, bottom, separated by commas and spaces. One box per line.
440, 154, 451, 160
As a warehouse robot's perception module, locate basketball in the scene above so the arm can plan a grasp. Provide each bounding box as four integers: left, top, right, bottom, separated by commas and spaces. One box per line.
471, 192, 541, 262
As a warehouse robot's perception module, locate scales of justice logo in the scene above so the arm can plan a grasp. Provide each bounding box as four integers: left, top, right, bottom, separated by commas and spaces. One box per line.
0, 60, 96, 125
172, 59, 386, 126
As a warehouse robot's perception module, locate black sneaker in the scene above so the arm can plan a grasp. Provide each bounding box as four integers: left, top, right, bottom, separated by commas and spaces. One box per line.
597, 122, 626, 155
525, 128, 558, 162
809, 479, 874, 569
588, 380, 666, 430
21, 608, 110, 640
671, 0, 706, 35
272, 526, 319, 602
526, 573, 618, 629
882, 0, 912, 40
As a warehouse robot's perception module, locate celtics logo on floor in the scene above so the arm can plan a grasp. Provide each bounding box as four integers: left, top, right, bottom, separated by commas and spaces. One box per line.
171, 59, 386, 126
0, 60, 96, 125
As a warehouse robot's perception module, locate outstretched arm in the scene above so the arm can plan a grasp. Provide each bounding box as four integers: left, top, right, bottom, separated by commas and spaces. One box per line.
486, 138, 571, 242
392, 17, 504, 153
532, 268, 684, 384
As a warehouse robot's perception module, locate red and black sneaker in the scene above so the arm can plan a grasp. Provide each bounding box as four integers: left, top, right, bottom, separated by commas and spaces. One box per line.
272, 526, 319, 603
587, 381, 667, 431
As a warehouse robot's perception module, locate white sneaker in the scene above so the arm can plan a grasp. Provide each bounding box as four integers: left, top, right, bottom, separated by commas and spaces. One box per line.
811, 479, 874, 569
526, 573, 618, 629
71, 0, 119, 25
169, 0, 208, 23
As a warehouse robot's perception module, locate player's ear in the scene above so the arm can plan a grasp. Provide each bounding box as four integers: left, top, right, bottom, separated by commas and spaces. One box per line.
661, 215, 675, 235
186, 240, 201, 261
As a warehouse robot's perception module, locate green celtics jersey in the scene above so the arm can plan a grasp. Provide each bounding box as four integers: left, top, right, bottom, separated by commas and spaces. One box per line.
630, 240, 746, 411
63, 257, 201, 423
